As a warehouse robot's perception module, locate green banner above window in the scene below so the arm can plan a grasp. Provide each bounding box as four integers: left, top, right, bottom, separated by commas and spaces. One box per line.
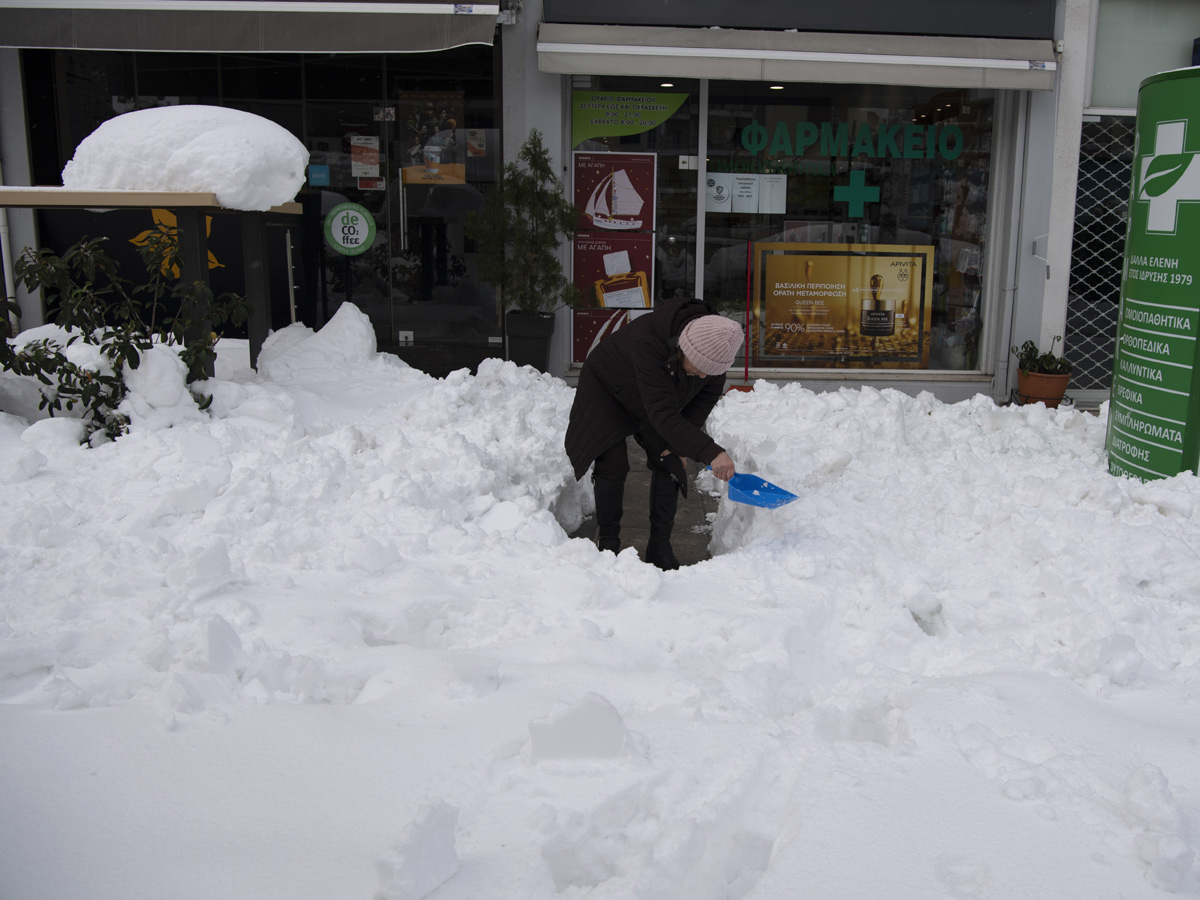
572, 91, 688, 148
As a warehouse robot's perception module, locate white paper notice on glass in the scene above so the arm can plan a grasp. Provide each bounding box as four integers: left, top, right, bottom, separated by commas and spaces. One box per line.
758, 174, 787, 214
705, 173, 734, 212
731, 174, 760, 213
349, 135, 380, 178
603, 250, 632, 276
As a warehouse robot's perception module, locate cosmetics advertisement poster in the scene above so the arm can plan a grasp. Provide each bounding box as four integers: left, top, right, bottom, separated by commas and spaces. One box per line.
753, 243, 933, 367
573, 152, 656, 235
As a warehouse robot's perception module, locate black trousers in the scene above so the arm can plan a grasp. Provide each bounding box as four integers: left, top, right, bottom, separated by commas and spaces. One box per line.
595, 432, 676, 480
592, 435, 633, 481
592, 432, 687, 496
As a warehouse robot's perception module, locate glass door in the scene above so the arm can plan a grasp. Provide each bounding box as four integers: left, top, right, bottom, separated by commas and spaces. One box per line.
385, 50, 501, 376
388, 95, 500, 374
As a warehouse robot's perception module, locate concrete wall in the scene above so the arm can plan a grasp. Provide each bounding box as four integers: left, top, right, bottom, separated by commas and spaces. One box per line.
1010, 87, 1058, 362
1042, 0, 1092, 352
0, 48, 40, 331
1001, 0, 1091, 401
500, 0, 576, 378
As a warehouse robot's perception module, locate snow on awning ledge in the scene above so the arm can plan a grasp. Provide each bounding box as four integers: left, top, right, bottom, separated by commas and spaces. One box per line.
0, 187, 302, 215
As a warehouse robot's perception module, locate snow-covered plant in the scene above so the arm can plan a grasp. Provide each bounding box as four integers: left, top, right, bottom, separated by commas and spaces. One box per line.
1, 334, 129, 438
2, 231, 250, 440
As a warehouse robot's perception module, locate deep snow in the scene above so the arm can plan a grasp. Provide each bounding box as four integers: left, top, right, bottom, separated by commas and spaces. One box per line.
1, 302, 1198, 899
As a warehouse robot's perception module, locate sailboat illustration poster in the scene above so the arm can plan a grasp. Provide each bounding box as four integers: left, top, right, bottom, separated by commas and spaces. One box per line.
573, 152, 657, 234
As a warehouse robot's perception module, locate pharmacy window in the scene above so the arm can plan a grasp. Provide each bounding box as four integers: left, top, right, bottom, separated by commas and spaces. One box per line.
705, 82, 996, 370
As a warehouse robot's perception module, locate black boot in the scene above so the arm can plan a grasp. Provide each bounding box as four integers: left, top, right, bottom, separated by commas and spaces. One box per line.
592, 475, 625, 553
643, 470, 681, 570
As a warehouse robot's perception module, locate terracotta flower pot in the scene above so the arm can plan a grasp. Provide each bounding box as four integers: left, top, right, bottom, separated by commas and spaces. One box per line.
1017, 370, 1071, 408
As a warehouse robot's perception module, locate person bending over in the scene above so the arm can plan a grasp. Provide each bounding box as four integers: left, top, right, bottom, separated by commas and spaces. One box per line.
565, 298, 743, 569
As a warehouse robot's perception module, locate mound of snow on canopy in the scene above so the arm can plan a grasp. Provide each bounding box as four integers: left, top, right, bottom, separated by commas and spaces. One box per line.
61, 105, 308, 211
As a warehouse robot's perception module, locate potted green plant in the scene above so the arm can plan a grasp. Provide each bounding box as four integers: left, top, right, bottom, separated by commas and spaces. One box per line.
1011, 336, 1073, 408
467, 128, 584, 372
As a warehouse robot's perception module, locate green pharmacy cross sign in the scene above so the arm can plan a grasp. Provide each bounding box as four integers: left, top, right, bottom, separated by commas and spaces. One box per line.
1106, 67, 1200, 481
834, 170, 880, 218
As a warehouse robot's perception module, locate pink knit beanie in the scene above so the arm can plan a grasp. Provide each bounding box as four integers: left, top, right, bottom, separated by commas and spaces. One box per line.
678, 315, 744, 376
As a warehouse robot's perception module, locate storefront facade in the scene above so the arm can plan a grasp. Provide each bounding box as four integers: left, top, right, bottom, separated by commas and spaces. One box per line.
3, 1, 1147, 408
566, 79, 1004, 374
0, 2, 506, 376
531, 0, 1067, 403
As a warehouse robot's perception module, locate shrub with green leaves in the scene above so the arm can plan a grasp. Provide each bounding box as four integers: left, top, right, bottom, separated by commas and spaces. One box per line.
1, 229, 250, 441
1011, 335, 1073, 376
466, 128, 584, 316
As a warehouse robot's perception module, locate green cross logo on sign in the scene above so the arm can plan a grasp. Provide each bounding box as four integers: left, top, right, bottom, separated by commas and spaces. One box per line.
1139, 120, 1200, 235
834, 169, 880, 219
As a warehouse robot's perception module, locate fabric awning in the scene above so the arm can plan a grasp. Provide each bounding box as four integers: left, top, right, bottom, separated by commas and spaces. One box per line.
0, 1, 499, 53
538, 23, 1057, 91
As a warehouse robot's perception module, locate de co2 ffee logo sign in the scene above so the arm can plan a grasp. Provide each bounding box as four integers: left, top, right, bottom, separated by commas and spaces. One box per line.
323, 202, 377, 256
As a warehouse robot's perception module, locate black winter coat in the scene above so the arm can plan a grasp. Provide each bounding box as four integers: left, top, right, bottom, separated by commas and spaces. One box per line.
565, 297, 728, 480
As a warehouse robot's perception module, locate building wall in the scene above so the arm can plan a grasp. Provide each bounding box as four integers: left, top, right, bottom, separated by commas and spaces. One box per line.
501, 0, 576, 377
1, 2, 1103, 406
0, 48, 38, 330
1040, 0, 1092, 366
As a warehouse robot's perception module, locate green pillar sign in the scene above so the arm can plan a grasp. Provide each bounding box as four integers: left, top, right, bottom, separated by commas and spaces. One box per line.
1106, 67, 1200, 481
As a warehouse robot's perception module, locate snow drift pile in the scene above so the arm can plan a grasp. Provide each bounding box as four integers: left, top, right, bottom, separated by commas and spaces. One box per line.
2, 303, 1199, 900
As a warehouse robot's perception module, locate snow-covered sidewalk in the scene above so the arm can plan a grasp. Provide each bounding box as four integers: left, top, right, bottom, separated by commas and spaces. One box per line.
2, 304, 1198, 899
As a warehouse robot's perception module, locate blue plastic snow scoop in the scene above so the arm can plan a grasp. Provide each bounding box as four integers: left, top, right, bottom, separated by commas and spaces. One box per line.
709, 469, 799, 508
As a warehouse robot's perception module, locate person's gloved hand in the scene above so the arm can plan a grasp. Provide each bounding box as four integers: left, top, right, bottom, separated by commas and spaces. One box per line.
658, 450, 689, 498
